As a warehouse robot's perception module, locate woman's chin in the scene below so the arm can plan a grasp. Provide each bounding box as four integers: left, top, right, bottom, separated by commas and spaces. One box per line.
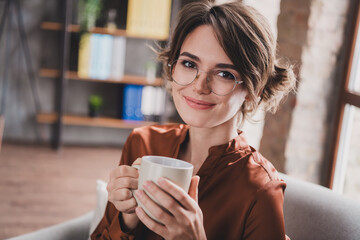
179, 115, 214, 128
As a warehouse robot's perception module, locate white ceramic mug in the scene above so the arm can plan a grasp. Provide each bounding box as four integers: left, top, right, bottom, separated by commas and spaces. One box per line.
132, 155, 193, 223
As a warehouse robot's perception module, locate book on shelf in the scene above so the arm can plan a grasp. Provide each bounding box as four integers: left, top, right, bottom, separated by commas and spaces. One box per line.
89, 33, 101, 79
110, 36, 127, 80
126, 0, 141, 37
122, 84, 144, 121
77, 33, 92, 78
141, 86, 166, 121
78, 33, 127, 81
89, 33, 114, 80
97, 34, 113, 80
151, 0, 172, 39
126, 0, 172, 39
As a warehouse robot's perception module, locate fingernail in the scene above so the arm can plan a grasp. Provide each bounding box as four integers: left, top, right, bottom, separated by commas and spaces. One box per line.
143, 180, 152, 189
135, 189, 143, 199
157, 177, 166, 185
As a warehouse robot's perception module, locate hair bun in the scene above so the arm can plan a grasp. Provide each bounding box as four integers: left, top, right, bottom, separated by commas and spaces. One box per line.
260, 63, 296, 113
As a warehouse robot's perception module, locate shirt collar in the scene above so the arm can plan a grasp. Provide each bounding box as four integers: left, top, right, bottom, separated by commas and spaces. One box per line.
208, 130, 252, 157
177, 125, 252, 158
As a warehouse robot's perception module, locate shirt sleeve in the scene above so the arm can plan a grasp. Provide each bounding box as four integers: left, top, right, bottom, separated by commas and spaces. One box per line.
90, 131, 140, 240
243, 179, 288, 240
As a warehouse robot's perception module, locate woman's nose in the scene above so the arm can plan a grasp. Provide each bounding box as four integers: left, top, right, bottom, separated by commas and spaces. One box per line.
192, 72, 212, 95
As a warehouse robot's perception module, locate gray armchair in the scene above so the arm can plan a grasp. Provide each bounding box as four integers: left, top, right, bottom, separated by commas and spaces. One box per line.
6, 212, 93, 240
281, 173, 360, 240
7, 174, 360, 240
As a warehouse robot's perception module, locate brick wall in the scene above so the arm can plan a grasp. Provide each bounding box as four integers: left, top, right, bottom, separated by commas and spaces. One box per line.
284, 0, 351, 184
260, 0, 352, 184
259, 0, 311, 173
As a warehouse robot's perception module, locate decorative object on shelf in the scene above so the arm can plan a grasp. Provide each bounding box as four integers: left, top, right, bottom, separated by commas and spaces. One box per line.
106, 9, 117, 33
78, 0, 103, 32
88, 94, 103, 117
145, 61, 157, 84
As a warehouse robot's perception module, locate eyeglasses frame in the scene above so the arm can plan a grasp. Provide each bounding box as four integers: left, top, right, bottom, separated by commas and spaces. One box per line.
167, 60, 243, 96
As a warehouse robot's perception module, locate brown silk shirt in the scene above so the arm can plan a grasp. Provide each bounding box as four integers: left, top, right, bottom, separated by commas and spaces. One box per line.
91, 124, 288, 240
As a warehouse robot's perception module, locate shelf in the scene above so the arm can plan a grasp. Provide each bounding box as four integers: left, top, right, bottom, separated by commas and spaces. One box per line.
39, 68, 163, 86
40, 21, 168, 41
37, 113, 157, 129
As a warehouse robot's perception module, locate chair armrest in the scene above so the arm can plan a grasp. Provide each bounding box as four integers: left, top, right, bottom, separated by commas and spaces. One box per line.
280, 173, 360, 240
6, 211, 93, 240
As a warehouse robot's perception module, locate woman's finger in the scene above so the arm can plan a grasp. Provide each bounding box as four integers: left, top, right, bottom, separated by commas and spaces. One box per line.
109, 165, 139, 179
111, 188, 133, 201
111, 177, 138, 191
107, 176, 138, 193
135, 206, 168, 238
134, 189, 174, 224
132, 157, 142, 166
188, 176, 200, 202
142, 180, 193, 221
112, 197, 137, 213
157, 177, 197, 211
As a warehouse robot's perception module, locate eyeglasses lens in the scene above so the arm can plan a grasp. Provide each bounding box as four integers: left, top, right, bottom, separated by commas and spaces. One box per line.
170, 59, 237, 96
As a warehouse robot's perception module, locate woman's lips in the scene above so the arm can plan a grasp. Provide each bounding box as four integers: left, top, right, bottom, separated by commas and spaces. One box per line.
184, 96, 216, 110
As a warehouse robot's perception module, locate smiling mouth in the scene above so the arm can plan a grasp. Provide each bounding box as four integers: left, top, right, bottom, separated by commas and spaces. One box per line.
184, 96, 216, 110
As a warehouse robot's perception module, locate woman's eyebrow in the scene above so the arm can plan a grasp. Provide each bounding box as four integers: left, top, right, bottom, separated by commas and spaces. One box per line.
179, 52, 237, 71
215, 63, 238, 71
179, 52, 200, 61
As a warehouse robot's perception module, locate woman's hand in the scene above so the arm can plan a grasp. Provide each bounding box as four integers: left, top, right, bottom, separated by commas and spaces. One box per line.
107, 158, 141, 230
135, 176, 207, 240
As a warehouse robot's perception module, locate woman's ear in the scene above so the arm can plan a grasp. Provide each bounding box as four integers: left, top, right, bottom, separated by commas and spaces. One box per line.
242, 88, 250, 101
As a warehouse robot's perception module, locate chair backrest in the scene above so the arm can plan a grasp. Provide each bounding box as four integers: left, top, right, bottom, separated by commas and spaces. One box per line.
280, 173, 360, 240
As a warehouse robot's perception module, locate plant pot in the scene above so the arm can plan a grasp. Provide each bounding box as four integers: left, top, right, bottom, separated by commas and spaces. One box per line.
88, 104, 100, 118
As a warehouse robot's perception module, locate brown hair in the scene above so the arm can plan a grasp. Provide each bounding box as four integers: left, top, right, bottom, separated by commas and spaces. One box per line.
158, 1, 296, 125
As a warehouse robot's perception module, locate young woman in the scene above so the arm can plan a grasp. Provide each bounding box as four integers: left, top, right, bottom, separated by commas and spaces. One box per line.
92, 1, 295, 239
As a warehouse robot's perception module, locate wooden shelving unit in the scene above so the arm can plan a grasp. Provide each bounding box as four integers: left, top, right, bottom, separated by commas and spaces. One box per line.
39, 68, 163, 86
37, 113, 156, 129
38, 68, 163, 130
38, 0, 178, 149
40, 21, 168, 40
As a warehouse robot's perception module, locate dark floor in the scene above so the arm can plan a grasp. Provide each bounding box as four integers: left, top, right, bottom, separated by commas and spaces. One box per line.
0, 143, 122, 239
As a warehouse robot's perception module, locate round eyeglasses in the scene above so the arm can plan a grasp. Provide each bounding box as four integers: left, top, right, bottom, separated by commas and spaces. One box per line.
168, 59, 243, 96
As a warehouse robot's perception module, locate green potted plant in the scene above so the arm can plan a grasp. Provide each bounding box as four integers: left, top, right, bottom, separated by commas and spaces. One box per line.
88, 94, 103, 117
78, 0, 103, 32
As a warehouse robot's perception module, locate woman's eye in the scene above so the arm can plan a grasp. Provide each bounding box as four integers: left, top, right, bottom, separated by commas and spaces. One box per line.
181, 60, 196, 69
217, 71, 235, 80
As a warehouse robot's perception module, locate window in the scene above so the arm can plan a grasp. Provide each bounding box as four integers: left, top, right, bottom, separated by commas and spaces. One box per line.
329, 2, 360, 200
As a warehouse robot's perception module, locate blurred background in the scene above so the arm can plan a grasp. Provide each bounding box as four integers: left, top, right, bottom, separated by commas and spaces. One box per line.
0, 0, 359, 238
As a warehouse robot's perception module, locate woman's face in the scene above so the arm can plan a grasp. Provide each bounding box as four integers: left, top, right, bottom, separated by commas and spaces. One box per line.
171, 25, 248, 129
